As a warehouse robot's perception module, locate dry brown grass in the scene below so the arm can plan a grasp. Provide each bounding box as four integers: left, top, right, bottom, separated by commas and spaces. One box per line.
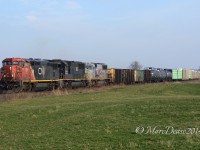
0, 85, 117, 102
2, 79, 198, 102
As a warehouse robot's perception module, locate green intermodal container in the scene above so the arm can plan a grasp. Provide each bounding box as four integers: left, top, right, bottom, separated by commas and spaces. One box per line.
172, 70, 177, 80
135, 70, 144, 82
172, 69, 182, 80
177, 70, 182, 79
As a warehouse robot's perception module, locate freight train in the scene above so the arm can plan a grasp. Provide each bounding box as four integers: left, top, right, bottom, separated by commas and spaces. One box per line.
0, 58, 200, 92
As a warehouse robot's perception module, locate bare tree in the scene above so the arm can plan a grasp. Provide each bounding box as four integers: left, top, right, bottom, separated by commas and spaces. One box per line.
130, 61, 143, 70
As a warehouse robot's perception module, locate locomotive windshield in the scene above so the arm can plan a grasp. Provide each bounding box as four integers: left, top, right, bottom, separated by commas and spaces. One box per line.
86, 65, 93, 70
3, 61, 24, 67
3, 62, 12, 66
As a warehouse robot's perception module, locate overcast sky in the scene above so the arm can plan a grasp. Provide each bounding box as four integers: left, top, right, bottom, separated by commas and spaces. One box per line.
0, 0, 199, 69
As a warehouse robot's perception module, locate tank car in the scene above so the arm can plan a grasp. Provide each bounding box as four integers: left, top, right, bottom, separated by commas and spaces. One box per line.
156, 68, 167, 82
144, 67, 160, 82
164, 69, 172, 81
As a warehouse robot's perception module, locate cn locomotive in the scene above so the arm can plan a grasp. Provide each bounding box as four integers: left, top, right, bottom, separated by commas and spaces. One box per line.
0, 57, 200, 92
0, 58, 109, 92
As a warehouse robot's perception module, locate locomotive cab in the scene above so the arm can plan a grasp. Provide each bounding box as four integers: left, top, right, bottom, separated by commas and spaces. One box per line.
1, 58, 33, 82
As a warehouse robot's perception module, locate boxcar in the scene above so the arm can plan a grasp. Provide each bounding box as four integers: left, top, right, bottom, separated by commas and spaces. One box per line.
107, 68, 134, 84
182, 69, 191, 80
108, 68, 122, 84
198, 71, 200, 79
122, 69, 134, 84
191, 70, 198, 80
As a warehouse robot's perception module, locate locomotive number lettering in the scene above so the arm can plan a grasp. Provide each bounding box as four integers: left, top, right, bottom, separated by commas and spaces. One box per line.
38, 68, 43, 75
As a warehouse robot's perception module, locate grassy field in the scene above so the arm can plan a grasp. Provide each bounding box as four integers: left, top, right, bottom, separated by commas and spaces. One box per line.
0, 83, 200, 149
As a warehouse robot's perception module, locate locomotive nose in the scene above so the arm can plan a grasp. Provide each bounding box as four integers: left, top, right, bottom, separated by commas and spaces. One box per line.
2, 66, 15, 80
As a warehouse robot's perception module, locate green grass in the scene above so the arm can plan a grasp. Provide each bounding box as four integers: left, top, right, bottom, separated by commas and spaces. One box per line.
1, 83, 200, 149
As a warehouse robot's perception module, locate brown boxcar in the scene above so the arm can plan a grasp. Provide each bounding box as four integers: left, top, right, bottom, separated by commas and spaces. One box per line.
182, 69, 191, 80
107, 68, 134, 84
122, 69, 134, 84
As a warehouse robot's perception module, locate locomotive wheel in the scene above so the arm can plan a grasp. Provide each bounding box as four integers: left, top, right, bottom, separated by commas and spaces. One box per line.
5, 90, 13, 94
13, 86, 23, 93
24, 83, 32, 92
58, 81, 64, 89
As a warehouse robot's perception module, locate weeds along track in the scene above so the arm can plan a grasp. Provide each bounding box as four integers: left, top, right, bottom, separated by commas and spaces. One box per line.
0, 80, 199, 102
0, 86, 115, 102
